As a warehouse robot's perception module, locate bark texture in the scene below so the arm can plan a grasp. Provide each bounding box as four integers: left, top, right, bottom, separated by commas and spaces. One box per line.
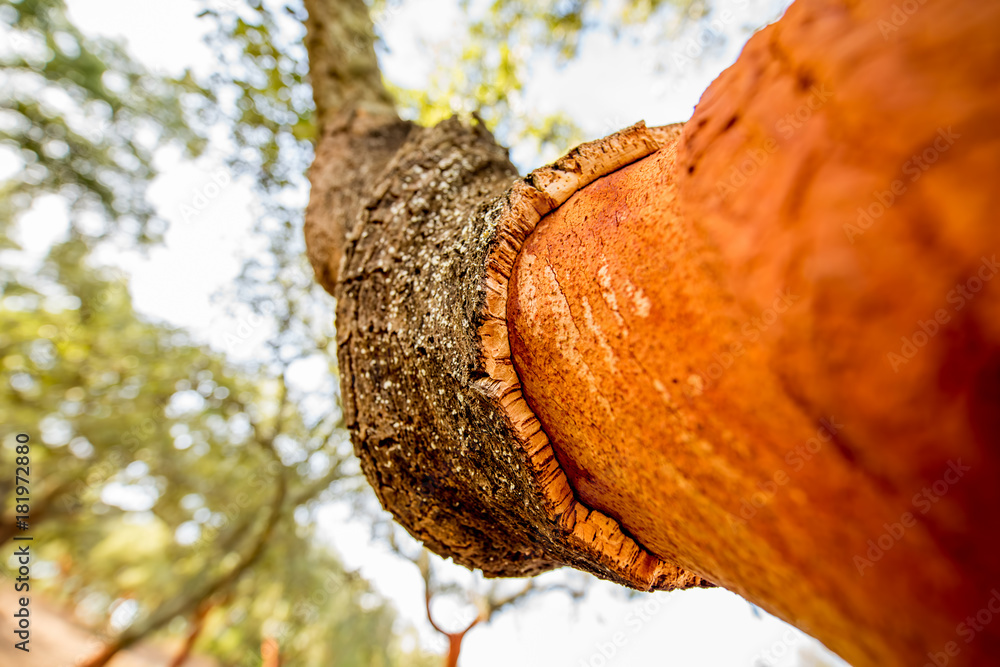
302, 0, 410, 287
302, 0, 395, 128
330, 118, 707, 590
305, 109, 414, 287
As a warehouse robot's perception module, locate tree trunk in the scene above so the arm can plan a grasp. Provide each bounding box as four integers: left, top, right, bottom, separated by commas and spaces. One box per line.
303, 0, 1000, 665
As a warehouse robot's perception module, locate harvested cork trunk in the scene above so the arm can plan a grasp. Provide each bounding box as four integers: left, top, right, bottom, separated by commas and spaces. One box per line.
329, 116, 708, 592
304, 0, 1000, 665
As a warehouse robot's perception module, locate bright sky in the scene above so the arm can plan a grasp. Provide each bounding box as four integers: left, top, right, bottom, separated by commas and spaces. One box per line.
20, 0, 849, 665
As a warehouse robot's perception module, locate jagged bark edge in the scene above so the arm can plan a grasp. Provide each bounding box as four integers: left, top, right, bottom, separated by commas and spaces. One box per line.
476, 121, 710, 591
333, 117, 710, 592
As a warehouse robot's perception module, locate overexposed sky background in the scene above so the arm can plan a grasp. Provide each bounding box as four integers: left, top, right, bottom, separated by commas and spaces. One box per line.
10, 0, 850, 664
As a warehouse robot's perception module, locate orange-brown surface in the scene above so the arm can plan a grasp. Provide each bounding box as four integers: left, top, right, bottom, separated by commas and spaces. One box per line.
508, 0, 1000, 664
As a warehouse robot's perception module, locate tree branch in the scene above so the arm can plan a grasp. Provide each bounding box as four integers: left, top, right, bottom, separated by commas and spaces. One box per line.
302, 0, 397, 134
167, 599, 213, 667
302, 0, 416, 290
261, 636, 281, 667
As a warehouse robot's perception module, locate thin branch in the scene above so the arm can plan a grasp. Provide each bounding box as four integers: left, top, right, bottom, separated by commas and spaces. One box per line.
480, 581, 535, 622
418, 550, 482, 667
301, 0, 397, 134
484, 579, 587, 621
261, 637, 280, 667
289, 463, 344, 507
266, 370, 289, 451
167, 599, 213, 667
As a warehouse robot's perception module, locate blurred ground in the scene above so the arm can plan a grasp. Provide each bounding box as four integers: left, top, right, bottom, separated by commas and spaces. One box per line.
0, 587, 217, 667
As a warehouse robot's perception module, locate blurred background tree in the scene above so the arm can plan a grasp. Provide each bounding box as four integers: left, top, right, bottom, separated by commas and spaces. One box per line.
0, 0, 208, 245
385, 0, 712, 158
0, 0, 436, 665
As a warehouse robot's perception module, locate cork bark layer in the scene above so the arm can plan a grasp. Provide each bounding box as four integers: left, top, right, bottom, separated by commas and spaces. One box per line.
324, 118, 709, 591
507, 0, 1000, 665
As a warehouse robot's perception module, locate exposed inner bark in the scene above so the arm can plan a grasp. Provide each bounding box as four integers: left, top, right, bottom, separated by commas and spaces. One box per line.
508, 137, 958, 667
505, 1, 1000, 665
677, 2, 1000, 662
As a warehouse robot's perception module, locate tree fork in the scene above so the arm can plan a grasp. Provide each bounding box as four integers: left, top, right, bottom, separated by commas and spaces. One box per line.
304, 0, 1000, 665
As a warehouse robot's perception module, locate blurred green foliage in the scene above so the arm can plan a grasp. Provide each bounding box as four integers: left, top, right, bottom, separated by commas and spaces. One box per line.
0, 0, 211, 247
0, 0, 435, 664
384, 0, 707, 160
0, 237, 437, 664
